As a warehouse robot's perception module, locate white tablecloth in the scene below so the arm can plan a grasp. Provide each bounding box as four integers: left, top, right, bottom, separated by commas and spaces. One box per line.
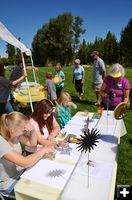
15, 111, 127, 200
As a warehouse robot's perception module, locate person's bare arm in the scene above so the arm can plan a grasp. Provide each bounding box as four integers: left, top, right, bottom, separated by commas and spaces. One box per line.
19, 123, 37, 147
102, 71, 106, 80
26, 66, 38, 71
48, 118, 60, 140
123, 89, 130, 103
99, 82, 107, 97
81, 71, 85, 84
4, 146, 55, 169
11, 73, 26, 86
67, 101, 77, 109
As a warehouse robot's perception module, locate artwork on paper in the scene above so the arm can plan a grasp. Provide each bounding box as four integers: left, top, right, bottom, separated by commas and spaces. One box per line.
55, 143, 81, 163
55, 145, 73, 155
46, 169, 66, 178
21, 159, 75, 190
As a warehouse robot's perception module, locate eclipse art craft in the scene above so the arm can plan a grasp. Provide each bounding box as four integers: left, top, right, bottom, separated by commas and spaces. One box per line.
76, 128, 100, 188
114, 102, 128, 120
76, 128, 100, 153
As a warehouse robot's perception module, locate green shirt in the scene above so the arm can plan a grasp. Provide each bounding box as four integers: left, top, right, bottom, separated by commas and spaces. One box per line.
56, 104, 74, 128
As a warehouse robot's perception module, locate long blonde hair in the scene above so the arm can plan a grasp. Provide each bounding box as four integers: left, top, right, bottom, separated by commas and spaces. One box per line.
58, 92, 71, 104
0, 112, 28, 140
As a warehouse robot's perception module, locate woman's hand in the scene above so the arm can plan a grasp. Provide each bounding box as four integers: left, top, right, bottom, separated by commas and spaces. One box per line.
81, 79, 84, 84
43, 145, 55, 154
57, 141, 69, 148
24, 122, 34, 132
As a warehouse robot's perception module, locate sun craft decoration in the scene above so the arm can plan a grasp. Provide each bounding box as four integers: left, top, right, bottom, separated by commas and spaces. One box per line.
77, 128, 100, 153
76, 127, 100, 188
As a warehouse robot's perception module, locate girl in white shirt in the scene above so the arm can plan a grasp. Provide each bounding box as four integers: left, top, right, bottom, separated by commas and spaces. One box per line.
0, 111, 54, 193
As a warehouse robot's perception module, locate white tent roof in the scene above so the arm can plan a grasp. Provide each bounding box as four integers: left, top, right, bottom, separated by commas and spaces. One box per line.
0, 22, 31, 56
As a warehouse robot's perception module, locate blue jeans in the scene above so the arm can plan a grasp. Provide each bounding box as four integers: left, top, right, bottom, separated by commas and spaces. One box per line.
0, 102, 14, 114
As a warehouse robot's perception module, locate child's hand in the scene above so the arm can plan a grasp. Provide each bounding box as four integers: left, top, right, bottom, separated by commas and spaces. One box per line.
67, 101, 77, 109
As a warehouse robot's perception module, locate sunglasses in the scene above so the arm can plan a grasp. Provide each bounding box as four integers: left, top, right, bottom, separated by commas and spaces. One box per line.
44, 108, 53, 115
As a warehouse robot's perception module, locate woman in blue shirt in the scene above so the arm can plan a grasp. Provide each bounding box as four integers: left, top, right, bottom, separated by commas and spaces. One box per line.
72, 59, 85, 100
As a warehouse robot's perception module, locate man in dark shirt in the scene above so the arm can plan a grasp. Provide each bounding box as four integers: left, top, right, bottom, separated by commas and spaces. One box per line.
10, 61, 38, 81
9, 62, 23, 81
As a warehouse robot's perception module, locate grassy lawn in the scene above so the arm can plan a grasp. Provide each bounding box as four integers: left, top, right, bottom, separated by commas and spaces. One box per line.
8, 66, 132, 184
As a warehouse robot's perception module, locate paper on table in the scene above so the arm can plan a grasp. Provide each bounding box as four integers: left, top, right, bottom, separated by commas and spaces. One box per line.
67, 116, 87, 126
64, 124, 83, 136
64, 119, 99, 137
21, 159, 75, 190
75, 158, 113, 181
55, 143, 81, 163
74, 112, 94, 118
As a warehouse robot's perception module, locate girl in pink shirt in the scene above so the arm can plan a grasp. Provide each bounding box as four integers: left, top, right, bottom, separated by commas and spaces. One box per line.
25, 99, 66, 154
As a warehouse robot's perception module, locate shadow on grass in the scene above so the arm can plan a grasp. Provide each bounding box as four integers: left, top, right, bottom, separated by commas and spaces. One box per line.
71, 95, 94, 105
128, 138, 132, 145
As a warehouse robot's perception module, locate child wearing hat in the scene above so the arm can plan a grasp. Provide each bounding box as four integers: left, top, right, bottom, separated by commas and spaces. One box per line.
100, 63, 130, 110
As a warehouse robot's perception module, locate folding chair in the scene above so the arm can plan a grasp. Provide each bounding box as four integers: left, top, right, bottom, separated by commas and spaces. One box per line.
0, 192, 15, 200
0, 180, 16, 200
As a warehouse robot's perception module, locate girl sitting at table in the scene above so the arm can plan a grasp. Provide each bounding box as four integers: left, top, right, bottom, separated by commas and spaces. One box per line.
0, 111, 54, 194
25, 99, 67, 155
56, 92, 77, 128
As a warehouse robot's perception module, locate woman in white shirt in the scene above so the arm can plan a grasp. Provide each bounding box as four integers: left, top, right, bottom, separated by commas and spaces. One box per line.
0, 111, 54, 193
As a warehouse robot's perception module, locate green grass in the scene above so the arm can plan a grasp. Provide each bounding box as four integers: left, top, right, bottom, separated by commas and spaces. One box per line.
7, 66, 132, 184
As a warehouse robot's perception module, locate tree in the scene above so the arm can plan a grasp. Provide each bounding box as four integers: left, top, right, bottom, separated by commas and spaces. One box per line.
120, 18, 132, 67
93, 37, 104, 58
72, 16, 85, 52
103, 32, 118, 64
78, 39, 89, 64
32, 12, 85, 65
6, 43, 16, 64
16, 37, 22, 62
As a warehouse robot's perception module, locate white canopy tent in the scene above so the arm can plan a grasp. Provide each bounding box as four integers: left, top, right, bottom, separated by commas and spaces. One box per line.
0, 21, 37, 112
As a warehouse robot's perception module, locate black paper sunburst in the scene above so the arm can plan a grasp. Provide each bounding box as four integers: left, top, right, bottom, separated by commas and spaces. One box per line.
77, 128, 100, 153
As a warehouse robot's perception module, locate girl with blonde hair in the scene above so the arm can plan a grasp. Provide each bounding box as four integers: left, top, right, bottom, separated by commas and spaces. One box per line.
56, 92, 77, 128
0, 111, 54, 193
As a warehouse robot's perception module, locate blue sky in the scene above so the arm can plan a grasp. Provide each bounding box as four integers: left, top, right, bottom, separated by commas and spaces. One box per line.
0, 0, 132, 57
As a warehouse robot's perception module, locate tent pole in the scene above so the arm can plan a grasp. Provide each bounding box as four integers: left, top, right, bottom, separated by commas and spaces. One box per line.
21, 52, 34, 112
30, 54, 37, 83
